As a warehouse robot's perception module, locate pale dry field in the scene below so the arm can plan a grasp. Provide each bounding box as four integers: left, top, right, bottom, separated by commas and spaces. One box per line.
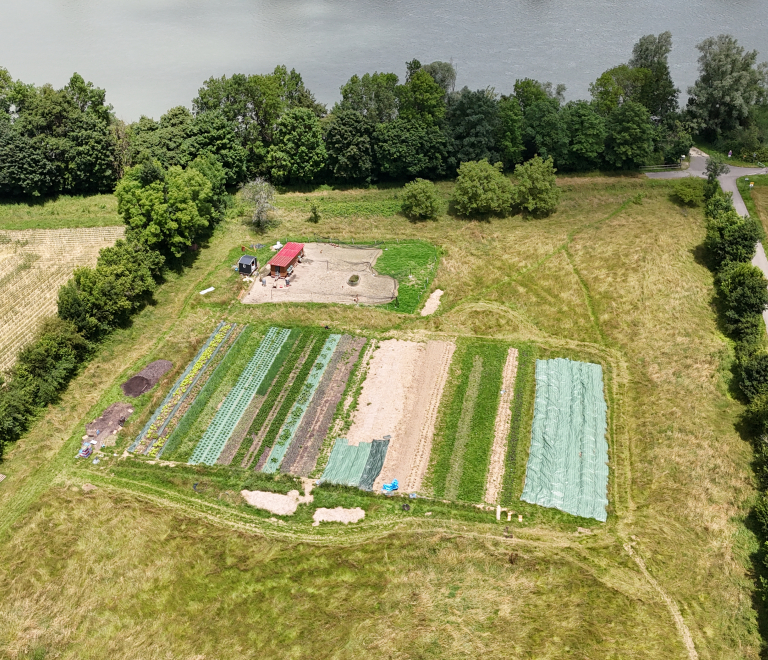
0, 226, 125, 371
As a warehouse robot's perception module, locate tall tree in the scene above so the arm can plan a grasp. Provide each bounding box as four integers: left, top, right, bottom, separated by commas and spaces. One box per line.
604, 101, 654, 169
265, 107, 326, 184
687, 34, 768, 136
373, 118, 446, 179
397, 69, 446, 125
523, 100, 569, 167
444, 87, 500, 168
629, 31, 680, 117
562, 101, 606, 171
496, 95, 524, 168
337, 72, 399, 123
589, 65, 651, 116
324, 109, 374, 182
420, 61, 457, 95
514, 78, 565, 113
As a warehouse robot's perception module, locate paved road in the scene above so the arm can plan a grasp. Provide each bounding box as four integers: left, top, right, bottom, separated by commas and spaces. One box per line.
647, 152, 768, 328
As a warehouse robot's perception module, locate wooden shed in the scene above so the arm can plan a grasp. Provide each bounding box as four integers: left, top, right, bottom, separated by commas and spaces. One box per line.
267, 242, 304, 278
238, 255, 257, 275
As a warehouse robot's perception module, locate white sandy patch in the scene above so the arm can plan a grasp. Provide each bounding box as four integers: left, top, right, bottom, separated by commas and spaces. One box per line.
241, 482, 313, 516
374, 341, 455, 492
346, 339, 422, 446
484, 347, 519, 505
312, 507, 365, 525
420, 289, 444, 316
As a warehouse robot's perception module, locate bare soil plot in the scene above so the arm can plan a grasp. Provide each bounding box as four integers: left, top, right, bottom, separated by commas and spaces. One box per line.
0, 226, 125, 371
312, 507, 365, 525
121, 360, 173, 397
484, 347, 519, 505
240, 489, 313, 516
420, 289, 444, 316
85, 402, 134, 447
346, 339, 422, 448
374, 340, 455, 493
280, 336, 366, 476
242, 243, 397, 306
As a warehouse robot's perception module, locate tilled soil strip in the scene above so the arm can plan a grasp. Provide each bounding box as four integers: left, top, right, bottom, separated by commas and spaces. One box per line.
403, 341, 455, 492
483, 347, 519, 505
245, 338, 316, 469
281, 335, 365, 476
444, 355, 484, 501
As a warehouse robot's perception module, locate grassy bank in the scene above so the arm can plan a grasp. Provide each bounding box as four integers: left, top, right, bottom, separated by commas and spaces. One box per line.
0, 194, 123, 230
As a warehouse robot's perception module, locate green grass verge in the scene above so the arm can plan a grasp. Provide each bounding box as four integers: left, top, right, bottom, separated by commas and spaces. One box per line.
376, 240, 440, 314
277, 191, 403, 218
251, 330, 329, 468
163, 326, 260, 462
0, 194, 123, 230
428, 339, 507, 502
499, 343, 537, 507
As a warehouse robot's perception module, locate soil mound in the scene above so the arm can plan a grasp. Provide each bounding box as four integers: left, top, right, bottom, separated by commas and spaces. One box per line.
121, 360, 173, 397
86, 402, 134, 446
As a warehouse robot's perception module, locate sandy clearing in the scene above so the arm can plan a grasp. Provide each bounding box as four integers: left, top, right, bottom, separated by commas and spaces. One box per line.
243, 243, 397, 306
312, 507, 365, 525
420, 289, 444, 316
240, 481, 313, 516
346, 339, 422, 447
374, 340, 455, 492
483, 347, 519, 504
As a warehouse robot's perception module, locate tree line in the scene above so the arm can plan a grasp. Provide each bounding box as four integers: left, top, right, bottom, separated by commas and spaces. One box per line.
2, 32, 767, 199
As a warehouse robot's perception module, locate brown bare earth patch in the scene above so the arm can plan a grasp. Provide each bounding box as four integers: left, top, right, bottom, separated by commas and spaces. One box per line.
281, 336, 366, 476
121, 360, 173, 397
85, 402, 134, 447
374, 340, 455, 493
484, 347, 519, 505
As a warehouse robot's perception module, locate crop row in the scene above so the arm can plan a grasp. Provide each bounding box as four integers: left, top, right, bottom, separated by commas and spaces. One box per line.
189, 327, 292, 465
262, 334, 342, 473
128, 321, 228, 453
251, 331, 329, 470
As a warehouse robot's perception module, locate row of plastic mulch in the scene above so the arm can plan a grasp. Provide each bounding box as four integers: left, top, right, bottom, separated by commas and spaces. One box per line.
321, 437, 390, 490
521, 358, 609, 522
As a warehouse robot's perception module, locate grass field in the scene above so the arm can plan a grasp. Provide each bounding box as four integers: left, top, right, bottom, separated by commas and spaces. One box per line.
0, 194, 122, 230
0, 174, 764, 659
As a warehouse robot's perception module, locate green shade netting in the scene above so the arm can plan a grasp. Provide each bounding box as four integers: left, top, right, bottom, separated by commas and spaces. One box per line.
521, 358, 609, 522
321, 438, 373, 487
358, 439, 390, 491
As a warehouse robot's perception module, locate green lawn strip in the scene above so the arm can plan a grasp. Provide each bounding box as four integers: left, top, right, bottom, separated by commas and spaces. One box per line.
499, 343, 537, 507
377, 240, 440, 314
163, 327, 259, 462
426, 341, 471, 498
232, 329, 313, 467
277, 192, 402, 218
0, 194, 123, 230
456, 342, 507, 502
251, 329, 329, 468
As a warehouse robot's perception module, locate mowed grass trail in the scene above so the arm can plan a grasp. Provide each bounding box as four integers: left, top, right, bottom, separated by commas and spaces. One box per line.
0, 175, 763, 658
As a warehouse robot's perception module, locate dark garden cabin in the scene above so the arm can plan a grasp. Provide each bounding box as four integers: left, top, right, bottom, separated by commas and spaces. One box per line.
267, 242, 305, 278
238, 255, 257, 275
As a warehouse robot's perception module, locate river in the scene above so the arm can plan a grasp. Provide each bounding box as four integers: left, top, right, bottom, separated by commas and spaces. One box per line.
1, 0, 766, 121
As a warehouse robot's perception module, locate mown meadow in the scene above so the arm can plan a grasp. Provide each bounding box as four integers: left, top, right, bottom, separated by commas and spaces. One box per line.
0, 174, 763, 659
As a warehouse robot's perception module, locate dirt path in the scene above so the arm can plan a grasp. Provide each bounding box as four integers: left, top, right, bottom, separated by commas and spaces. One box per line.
420, 289, 444, 316
372, 340, 455, 492
346, 339, 423, 448
484, 347, 519, 504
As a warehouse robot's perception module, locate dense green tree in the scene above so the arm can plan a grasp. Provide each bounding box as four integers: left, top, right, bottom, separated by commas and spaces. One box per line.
115, 162, 214, 256
179, 111, 246, 185
514, 78, 565, 113
265, 107, 326, 184
187, 153, 228, 217
590, 65, 651, 116
420, 61, 457, 95
628, 31, 680, 117
496, 95, 524, 168
272, 65, 326, 116
400, 178, 441, 220
604, 101, 654, 169
523, 100, 569, 166
397, 69, 446, 125
717, 261, 768, 327
512, 155, 560, 216
452, 159, 513, 216
373, 118, 447, 179
337, 72, 399, 123
58, 239, 164, 339
741, 353, 768, 400
705, 200, 760, 267
687, 34, 768, 137
130, 106, 193, 168
0, 125, 58, 196
562, 101, 606, 170
324, 109, 373, 182
445, 87, 500, 168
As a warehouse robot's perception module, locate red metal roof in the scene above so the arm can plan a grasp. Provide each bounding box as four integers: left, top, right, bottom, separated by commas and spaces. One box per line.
268, 242, 304, 268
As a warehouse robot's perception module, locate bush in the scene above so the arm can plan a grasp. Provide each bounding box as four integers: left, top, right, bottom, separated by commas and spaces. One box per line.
716, 262, 768, 329
512, 154, 561, 216
672, 177, 705, 206
452, 160, 513, 217
401, 178, 441, 220
741, 353, 768, 400
704, 204, 760, 268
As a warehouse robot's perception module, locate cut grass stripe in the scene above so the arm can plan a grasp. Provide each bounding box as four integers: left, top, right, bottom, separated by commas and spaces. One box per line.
189, 327, 291, 465
262, 334, 342, 473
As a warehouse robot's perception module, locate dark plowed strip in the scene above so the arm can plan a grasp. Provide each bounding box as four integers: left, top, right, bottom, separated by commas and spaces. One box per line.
282, 336, 365, 477
216, 393, 265, 465
242, 338, 316, 468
